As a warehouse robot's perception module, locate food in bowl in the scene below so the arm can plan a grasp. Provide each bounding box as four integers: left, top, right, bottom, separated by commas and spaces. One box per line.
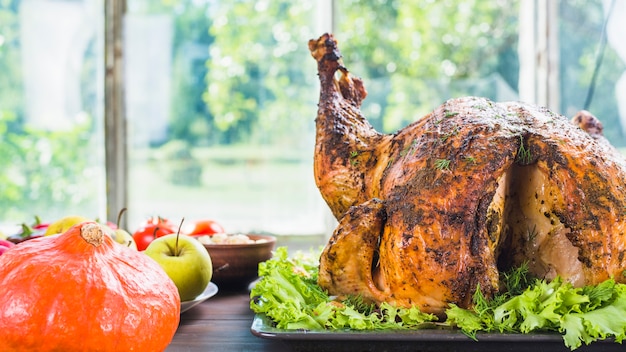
198, 234, 276, 288
196, 233, 269, 245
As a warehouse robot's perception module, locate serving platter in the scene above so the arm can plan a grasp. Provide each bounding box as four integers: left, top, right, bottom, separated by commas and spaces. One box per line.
250, 314, 622, 352
180, 282, 218, 313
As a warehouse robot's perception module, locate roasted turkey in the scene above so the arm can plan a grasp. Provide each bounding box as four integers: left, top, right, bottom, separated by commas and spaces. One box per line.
309, 33, 626, 316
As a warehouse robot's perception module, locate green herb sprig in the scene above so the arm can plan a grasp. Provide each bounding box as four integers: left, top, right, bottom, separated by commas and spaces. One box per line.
434, 158, 451, 171
516, 135, 532, 164
349, 150, 360, 167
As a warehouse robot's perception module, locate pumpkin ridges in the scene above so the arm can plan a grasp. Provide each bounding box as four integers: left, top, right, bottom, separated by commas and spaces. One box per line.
0, 222, 180, 352
88, 249, 181, 351
0, 263, 67, 350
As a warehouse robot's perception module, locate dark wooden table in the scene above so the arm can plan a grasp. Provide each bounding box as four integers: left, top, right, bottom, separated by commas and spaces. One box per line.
166, 288, 292, 352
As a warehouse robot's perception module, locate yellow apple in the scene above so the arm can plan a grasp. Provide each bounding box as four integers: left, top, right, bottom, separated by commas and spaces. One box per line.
44, 215, 91, 236
97, 223, 138, 250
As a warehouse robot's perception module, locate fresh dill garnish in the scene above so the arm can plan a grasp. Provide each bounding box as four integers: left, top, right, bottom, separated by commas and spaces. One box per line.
446, 263, 533, 340
440, 126, 460, 142
434, 158, 451, 171
349, 150, 360, 166
464, 156, 477, 164
435, 111, 460, 125
472, 104, 488, 110
343, 295, 376, 315
526, 224, 538, 242
500, 262, 531, 297
515, 135, 532, 164
400, 139, 418, 157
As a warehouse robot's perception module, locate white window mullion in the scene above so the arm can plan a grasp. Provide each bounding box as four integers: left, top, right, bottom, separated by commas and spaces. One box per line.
518, 0, 560, 111
317, 0, 335, 35
104, 0, 128, 228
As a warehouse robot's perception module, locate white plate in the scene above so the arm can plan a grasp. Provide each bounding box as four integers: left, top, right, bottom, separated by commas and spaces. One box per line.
180, 282, 219, 313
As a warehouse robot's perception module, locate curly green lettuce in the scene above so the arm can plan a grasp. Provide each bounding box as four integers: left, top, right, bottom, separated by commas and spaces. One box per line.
446, 270, 626, 350
250, 247, 436, 330
251, 247, 626, 350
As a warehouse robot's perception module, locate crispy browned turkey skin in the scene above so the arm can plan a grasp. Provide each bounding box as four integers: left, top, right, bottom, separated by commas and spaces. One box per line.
310, 33, 626, 317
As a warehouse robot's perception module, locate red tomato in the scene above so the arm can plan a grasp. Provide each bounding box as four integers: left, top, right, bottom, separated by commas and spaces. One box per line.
132, 230, 157, 251
187, 220, 225, 236
142, 216, 178, 231
132, 216, 177, 251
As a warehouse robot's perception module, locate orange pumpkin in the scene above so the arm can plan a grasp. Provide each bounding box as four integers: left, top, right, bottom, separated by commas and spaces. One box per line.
0, 222, 181, 352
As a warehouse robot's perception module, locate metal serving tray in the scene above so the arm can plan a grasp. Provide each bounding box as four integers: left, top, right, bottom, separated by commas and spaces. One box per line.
251, 314, 623, 352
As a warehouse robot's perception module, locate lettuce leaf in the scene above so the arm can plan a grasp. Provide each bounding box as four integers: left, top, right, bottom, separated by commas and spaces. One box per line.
250, 247, 437, 330
249, 247, 328, 329
449, 275, 626, 350
250, 247, 626, 350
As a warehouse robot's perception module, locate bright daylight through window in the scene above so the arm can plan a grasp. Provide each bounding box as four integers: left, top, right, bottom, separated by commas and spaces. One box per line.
0, 0, 624, 237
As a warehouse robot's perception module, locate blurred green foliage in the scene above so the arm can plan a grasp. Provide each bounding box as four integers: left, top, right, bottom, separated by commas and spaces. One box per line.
559, 0, 626, 143
203, 1, 319, 147
200, 0, 624, 143
0, 111, 100, 221
332, 0, 521, 132
0, 0, 624, 224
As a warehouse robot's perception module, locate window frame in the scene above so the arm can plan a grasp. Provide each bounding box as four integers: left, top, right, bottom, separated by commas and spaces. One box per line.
104, 0, 128, 228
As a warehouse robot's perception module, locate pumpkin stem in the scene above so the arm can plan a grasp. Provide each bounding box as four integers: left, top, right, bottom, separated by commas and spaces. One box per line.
81, 223, 104, 247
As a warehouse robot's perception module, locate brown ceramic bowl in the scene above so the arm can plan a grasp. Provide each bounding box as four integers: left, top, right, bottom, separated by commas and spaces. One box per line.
201, 234, 276, 289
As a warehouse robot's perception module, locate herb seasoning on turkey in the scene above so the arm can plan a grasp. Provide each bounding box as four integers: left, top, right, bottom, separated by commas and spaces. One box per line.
310, 33, 626, 318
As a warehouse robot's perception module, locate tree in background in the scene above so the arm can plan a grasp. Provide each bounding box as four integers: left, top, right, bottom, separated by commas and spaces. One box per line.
202, 1, 520, 141
200, 0, 624, 145
0, 0, 99, 221
0, 0, 24, 120
166, 0, 216, 147
333, 0, 520, 133
203, 1, 318, 148
559, 0, 626, 144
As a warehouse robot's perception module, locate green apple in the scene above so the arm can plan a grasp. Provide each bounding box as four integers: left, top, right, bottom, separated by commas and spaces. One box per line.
100, 208, 137, 250
144, 233, 213, 301
113, 228, 138, 250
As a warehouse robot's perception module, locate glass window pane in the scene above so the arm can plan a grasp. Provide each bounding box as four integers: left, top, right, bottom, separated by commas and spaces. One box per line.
0, 0, 105, 233
125, 1, 326, 235
559, 0, 626, 147
334, 1, 520, 134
